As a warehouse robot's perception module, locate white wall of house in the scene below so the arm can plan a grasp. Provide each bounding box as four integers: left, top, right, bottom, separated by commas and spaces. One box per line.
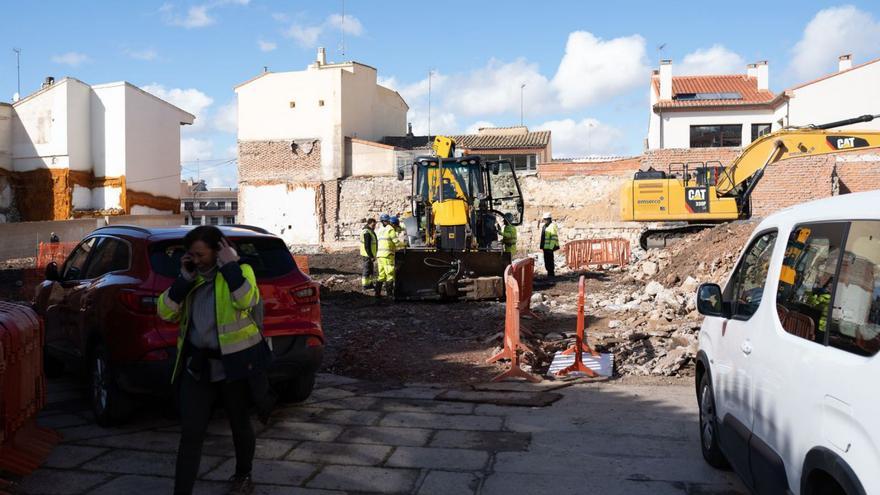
346, 139, 412, 176
239, 184, 320, 245
235, 53, 407, 181
780, 60, 880, 130
11, 79, 74, 171
656, 109, 777, 149
91, 83, 127, 178
0, 104, 11, 170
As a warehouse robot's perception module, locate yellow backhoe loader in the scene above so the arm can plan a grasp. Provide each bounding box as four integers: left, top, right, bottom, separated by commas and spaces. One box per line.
394, 136, 525, 301
621, 114, 880, 249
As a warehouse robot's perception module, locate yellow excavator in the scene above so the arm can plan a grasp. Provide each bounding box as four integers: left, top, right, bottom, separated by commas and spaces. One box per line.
394, 136, 525, 300
621, 114, 880, 248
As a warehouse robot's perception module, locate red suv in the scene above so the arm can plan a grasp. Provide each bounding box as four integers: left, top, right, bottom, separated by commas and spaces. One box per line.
34, 225, 323, 425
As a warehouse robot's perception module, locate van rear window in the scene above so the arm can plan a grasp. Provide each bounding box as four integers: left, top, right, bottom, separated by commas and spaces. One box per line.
149, 237, 297, 279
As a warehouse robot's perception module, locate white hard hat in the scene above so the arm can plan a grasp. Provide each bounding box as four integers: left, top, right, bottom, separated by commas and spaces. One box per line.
542, 212, 552, 220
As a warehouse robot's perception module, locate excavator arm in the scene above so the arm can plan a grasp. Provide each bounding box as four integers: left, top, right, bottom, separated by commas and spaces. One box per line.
716, 114, 880, 196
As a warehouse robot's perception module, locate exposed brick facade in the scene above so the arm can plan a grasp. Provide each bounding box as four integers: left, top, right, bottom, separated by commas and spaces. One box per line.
538, 157, 641, 178
238, 139, 322, 184
640, 147, 741, 171
835, 154, 880, 194
750, 155, 836, 217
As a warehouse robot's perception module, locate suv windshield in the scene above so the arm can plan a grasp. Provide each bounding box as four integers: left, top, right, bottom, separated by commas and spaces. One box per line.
149, 237, 296, 279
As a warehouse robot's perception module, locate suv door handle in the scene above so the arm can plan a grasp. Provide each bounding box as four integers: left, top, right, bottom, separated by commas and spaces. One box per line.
741, 340, 752, 355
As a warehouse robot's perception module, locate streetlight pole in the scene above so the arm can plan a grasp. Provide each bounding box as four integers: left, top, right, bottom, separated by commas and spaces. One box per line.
427, 70, 433, 136
13, 48, 21, 99
520, 83, 525, 126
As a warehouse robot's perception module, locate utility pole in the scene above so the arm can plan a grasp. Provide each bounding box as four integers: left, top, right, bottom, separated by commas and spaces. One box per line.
428, 69, 434, 136
13, 48, 21, 99
520, 83, 526, 126
340, 0, 346, 58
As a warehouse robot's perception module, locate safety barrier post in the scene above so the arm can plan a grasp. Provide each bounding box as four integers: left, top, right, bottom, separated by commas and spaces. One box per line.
563, 238, 631, 270
0, 301, 61, 477
486, 266, 542, 383
555, 275, 600, 377
511, 258, 539, 319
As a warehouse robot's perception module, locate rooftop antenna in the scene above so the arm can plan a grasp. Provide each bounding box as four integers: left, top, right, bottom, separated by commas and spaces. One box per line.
656, 43, 667, 63
13, 48, 21, 100
339, 0, 345, 58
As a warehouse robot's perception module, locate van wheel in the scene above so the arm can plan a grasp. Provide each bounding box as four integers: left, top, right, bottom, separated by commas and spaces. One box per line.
276, 371, 316, 403
90, 343, 131, 426
699, 374, 729, 469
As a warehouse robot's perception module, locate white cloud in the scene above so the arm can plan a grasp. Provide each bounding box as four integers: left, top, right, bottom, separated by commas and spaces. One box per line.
535, 118, 625, 158
790, 5, 880, 80
284, 13, 365, 48
286, 24, 323, 47
214, 101, 237, 133
445, 58, 555, 117
162, 0, 249, 29
142, 84, 214, 132
326, 13, 364, 36
181, 138, 214, 162
51, 52, 89, 67
125, 48, 159, 61
552, 31, 649, 108
677, 44, 745, 75
258, 39, 277, 52
272, 12, 289, 22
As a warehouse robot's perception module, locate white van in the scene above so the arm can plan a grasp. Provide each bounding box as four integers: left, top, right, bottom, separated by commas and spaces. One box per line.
695, 191, 880, 495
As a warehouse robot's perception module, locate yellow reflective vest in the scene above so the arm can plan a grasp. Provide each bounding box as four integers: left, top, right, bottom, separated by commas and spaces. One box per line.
360, 227, 378, 258
541, 223, 559, 250
377, 225, 402, 258
502, 224, 517, 254
158, 263, 262, 383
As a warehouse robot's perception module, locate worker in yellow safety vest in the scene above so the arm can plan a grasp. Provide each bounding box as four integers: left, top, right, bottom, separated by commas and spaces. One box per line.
501, 213, 517, 258
539, 212, 559, 277
375, 214, 402, 298
360, 218, 378, 294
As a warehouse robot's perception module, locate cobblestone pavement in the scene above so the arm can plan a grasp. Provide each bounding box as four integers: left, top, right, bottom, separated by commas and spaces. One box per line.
17, 375, 746, 494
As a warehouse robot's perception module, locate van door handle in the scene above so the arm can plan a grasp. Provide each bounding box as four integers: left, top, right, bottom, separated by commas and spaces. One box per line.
741, 340, 752, 355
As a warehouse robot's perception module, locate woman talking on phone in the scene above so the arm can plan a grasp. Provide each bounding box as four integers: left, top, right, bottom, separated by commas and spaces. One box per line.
158, 225, 272, 495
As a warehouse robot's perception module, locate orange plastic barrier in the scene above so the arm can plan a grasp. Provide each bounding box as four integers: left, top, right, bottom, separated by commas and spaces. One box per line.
486, 266, 542, 383
564, 238, 631, 270
0, 301, 61, 477
293, 255, 310, 276
509, 257, 538, 318
555, 276, 600, 377
35, 242, 77, 270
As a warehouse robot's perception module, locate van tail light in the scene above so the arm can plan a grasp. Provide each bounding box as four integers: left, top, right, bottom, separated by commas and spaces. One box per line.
120, 289, 159, 314
291, 283, 319, 304
305, 336, 323, 348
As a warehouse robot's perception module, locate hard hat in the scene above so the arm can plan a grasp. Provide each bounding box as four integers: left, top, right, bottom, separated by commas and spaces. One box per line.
390, 216, 400, 225
542, 212, 552, 220
379, 213, 390, 222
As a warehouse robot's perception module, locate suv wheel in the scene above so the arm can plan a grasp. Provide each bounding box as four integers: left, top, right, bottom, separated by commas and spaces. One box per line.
276, 371, 316, 403
90, 343, 131, 426
699, 373, 729, 469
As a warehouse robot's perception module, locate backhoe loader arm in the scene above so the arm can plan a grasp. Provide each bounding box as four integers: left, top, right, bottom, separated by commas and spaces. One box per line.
715, 114, 880, 196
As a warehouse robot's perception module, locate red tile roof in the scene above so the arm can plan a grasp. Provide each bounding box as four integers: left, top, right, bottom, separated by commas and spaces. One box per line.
652, 74, 776, 110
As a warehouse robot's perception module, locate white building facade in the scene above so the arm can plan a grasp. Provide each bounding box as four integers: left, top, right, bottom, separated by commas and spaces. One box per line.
0, 77, 193, 221
235, 48, 408, 246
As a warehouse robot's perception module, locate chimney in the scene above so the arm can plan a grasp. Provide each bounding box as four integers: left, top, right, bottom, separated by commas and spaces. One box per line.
406, 122, 414, 137
754, 61, 768, 91
316, 47, 326, 66
41, 76, 55, 90
746, 63, 758, 79
659, 60, 672, 100
839, 54, 852, 72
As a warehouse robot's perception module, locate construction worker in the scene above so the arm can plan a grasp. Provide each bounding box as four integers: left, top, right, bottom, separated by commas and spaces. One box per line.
360, 218, 378, 293
539, 212, 559, 278
501, 214, 517, 258
390, 215, 405, 246
375, 213, 396, 298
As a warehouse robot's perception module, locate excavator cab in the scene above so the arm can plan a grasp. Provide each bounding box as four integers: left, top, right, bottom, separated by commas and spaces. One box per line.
395, 154, 525, 300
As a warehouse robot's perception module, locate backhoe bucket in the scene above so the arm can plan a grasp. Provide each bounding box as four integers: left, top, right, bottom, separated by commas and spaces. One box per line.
393, 249, 511, 301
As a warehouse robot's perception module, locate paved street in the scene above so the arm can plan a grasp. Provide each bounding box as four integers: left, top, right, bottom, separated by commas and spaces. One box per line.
18, 375, 746, 494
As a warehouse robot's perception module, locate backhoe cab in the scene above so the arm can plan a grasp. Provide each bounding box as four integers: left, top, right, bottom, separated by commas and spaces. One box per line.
393, 136, 525, 301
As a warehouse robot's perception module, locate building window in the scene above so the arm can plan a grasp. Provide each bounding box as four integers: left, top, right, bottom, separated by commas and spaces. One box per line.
318, 100, 325, 107
209, 216, 219, 225
481, 154, 538, 171
199, 201, 208, 209
724, 231, 777, 319
217, 201, 226, 210
690, 125, 742, 147
184, 216, 190, 225
231, 201, 238, 210
224, 216, 235, 224
184, 201, 193, 211
289, 101, 296, 108
751, 123, 772, 142
776, 222, 847, 344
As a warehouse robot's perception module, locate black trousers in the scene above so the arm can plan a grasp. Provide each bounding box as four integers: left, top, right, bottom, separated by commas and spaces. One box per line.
361, 257, 375, 288
174, 372, 255, 494
543, 249, 555, 277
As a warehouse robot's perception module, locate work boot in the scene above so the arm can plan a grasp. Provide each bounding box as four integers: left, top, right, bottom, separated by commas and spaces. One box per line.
228, 473, 254, 495
385, 282, 395, 300
374, 282, 382, 298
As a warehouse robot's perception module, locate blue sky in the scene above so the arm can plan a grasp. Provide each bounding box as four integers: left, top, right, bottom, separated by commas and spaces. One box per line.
2, 1, 880, 188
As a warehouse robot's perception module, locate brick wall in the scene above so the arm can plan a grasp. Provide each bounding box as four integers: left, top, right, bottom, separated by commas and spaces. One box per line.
835, 153, 880, 194
641, 147, 741, 170
336, 176, 409, 241
538, 157, 641, 178
750, 155, 836, 217
238, 139, 322, 184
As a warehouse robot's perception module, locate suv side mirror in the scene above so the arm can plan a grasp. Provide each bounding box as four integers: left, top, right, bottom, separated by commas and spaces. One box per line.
397, 166, 405, 181
45, 261, 60, 282
697, 283, 728, 318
